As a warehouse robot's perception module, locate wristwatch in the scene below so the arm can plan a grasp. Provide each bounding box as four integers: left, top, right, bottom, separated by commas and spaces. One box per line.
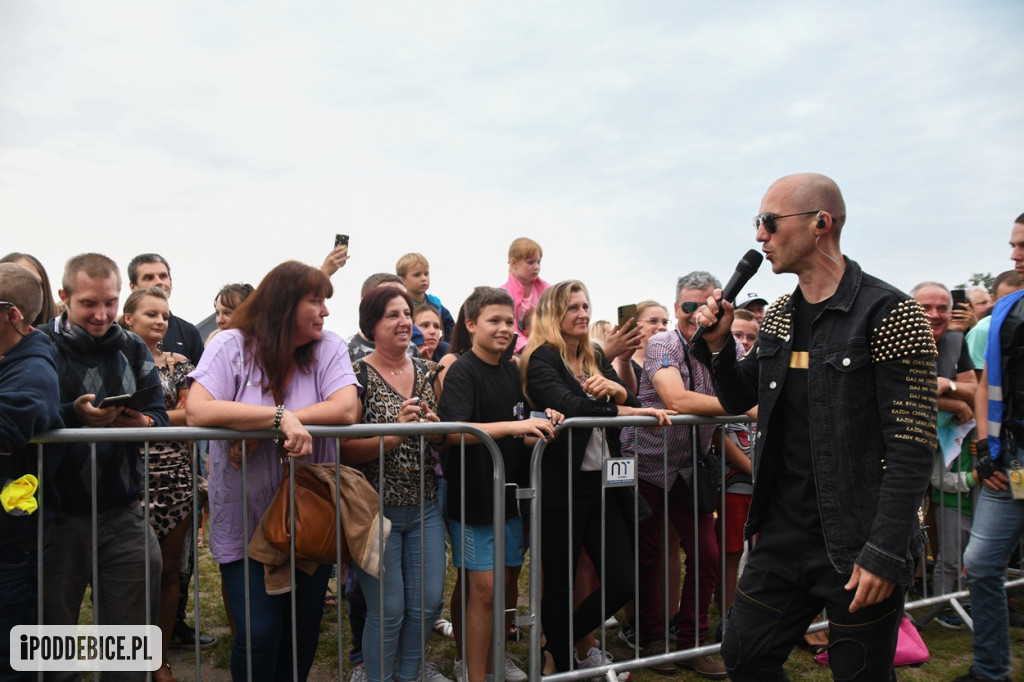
948, 380, 957, 395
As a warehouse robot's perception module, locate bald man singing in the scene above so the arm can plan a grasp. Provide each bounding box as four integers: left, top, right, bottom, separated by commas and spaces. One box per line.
691, 174, 937, 681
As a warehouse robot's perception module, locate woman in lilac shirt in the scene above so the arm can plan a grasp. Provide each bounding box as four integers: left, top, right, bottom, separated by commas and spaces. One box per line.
187, 261, 360, 682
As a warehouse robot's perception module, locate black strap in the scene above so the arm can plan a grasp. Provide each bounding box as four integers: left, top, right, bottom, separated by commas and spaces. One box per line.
674, 328, 695, 392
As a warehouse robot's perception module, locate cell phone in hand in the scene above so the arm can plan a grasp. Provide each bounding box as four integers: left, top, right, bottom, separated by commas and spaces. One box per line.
95, 384, 159, 410
502, 333, 518, 361
951, 288, 967, 309
335, 234, 349, 248
617, 304, 638, 332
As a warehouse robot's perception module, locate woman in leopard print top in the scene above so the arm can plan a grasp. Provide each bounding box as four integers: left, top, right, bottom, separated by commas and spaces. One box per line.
341, 285, 447, 682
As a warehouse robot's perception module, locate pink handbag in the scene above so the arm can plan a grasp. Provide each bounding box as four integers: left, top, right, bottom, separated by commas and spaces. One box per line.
814, 614, 929, 667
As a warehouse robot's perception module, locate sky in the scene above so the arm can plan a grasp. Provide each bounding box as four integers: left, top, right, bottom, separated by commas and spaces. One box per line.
2, 0, 1022, 335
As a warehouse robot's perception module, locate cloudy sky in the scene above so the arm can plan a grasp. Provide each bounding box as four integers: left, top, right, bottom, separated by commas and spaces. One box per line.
2, 0, 1022, 334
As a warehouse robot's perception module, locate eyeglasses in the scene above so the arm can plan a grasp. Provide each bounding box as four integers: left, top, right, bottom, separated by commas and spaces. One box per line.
642, 317, 670, 326
679, 301, 701, 314
753, 211, 819, 234
0, 301, 14, 311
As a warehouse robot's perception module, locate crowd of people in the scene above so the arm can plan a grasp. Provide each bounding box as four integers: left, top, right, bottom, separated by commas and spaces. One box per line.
1, 174, 1023, 682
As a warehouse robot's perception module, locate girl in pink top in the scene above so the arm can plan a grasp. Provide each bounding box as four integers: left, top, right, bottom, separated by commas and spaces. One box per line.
500, 237, 549, 354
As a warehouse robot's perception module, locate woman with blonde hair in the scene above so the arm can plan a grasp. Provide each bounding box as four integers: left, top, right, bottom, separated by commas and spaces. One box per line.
120, 286, 193, 682
520, 280, 672, 673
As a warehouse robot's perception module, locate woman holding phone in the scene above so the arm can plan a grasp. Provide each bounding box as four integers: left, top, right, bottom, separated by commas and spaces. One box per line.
186, 261, 360, 682
520, 280, 672, 673
340, 285, 448, 682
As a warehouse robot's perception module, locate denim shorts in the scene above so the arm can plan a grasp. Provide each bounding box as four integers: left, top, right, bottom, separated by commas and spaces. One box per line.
448, 515, 525, 570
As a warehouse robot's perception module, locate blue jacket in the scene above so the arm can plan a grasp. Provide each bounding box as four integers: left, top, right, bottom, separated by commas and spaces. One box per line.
692, 258, 937, 585
0, 330, 64, 553
42, 316, 168, 514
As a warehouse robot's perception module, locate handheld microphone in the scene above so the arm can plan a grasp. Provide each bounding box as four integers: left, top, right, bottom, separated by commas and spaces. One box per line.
690, 249, 763, 344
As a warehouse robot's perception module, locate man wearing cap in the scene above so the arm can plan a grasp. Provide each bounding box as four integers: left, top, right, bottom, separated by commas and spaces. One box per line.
736, 292, 768, 325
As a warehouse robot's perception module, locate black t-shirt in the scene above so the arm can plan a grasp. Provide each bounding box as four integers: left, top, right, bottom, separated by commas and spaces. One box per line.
767, 294, 829, 536
164, 314, 204, 366
437, 350, 528, 524
936, 330, 973, 380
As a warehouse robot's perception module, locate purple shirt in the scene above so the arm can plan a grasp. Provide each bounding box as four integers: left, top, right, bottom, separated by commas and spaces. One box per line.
188, 329, 358, 564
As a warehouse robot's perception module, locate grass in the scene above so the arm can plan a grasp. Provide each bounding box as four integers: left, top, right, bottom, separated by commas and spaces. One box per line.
155, 545, 1024, 681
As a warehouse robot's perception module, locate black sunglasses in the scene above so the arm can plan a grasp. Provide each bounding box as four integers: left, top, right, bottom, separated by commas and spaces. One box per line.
753, 211, 819, 234
679, 301, 701, 314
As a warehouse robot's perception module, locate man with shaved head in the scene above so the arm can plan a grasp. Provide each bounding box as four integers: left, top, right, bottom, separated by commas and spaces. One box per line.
691, 173, 937, 680
0, 262, 63, 681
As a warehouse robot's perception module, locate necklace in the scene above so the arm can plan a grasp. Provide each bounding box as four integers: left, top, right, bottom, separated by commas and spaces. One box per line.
373, 355, 409, 376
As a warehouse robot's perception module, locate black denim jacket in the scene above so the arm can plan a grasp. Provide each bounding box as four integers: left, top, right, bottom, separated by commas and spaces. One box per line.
692, 258, 938, 585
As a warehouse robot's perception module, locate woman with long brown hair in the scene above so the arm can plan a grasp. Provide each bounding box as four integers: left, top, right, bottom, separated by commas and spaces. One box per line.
187, 261, 360, 682
0, 252, 58, 325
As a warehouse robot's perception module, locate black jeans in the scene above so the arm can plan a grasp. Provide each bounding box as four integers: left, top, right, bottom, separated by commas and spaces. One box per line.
722, 517, 903, 682
0, 549, 36, 682
540, 473, 634, 671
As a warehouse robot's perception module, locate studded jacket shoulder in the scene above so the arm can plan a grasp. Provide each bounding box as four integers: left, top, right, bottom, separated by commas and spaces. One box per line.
693, 258, 937, 585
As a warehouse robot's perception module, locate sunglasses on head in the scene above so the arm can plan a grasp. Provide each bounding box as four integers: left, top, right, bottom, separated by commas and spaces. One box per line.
753, 211, 819, 234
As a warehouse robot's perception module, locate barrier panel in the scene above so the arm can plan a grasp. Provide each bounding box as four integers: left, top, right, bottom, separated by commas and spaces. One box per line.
21, 422, 508, 682
525, 414, 1024, 681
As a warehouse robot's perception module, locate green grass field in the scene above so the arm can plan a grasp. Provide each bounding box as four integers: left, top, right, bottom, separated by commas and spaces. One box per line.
154, 545, 1023, 681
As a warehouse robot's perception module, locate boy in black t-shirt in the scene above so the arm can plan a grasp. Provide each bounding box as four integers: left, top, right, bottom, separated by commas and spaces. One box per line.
438, 286, 562, 682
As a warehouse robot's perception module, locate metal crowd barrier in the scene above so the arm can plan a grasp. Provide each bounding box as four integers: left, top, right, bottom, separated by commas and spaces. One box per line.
524, 414, 1024, 681
23, 422, 507, 682
17, 416, 1024, 680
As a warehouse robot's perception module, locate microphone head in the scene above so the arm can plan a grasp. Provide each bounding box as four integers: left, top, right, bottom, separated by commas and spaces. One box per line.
737, 249, 763, 277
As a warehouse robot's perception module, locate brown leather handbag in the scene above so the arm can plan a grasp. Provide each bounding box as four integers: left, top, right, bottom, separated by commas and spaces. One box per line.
264, 461, 338, 565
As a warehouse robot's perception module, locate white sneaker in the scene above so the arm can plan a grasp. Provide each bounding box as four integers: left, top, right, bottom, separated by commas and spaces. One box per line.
503, 654, 527, 682
416, 661, 454, 682
348, 666, 367, 682
451, 659, 493, 682
575, 647, 630, 682
604, 615, 619, 629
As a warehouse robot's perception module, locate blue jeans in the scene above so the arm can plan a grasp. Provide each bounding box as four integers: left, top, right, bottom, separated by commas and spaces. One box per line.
358, 503, 447, 682
220, 558, 331, 682
0, 549, 36, 682
962, 485, 1024, 680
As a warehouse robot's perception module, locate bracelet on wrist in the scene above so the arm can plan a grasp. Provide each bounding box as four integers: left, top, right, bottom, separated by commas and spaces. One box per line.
272, 404, 285, 445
